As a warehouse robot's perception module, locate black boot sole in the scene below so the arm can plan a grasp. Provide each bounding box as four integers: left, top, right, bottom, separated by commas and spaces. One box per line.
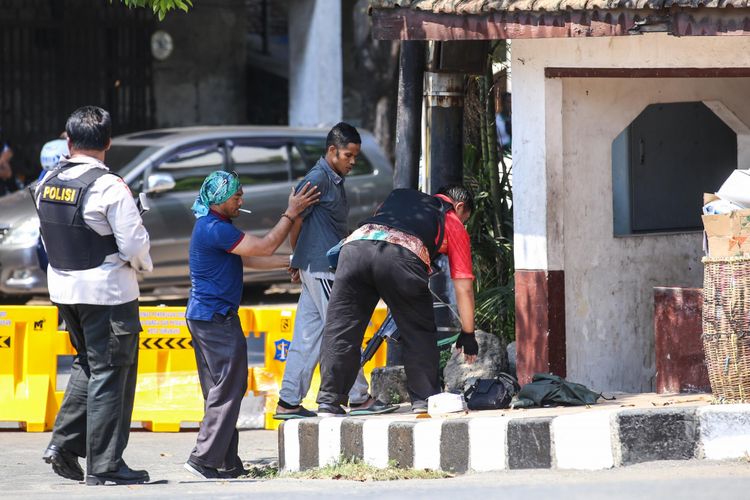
85, 474, 150, 486
43, 453, 84, 481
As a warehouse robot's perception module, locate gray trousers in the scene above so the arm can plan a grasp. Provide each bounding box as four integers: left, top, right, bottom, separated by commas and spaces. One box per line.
187, 311, 248, 470
50, 300, 141, 474
279, 268, 369, 406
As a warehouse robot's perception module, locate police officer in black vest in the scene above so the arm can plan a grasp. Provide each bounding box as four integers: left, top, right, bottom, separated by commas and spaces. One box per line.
316, 187, 479, 415
35, 106, 153, 485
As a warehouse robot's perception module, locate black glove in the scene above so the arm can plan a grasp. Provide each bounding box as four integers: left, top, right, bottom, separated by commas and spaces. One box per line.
455, 331, 478, 356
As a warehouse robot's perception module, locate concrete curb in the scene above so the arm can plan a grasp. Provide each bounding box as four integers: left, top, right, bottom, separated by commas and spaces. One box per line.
279, 404, 750, 472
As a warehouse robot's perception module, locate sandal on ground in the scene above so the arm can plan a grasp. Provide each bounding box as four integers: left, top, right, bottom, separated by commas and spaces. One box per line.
348, 397, 398, 416
273, 404, 317, 420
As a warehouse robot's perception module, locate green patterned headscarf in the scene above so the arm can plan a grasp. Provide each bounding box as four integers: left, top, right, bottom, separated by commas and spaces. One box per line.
191, 170, 240, 218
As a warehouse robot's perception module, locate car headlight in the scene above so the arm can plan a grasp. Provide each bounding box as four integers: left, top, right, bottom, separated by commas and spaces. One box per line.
0, 218, 40, 246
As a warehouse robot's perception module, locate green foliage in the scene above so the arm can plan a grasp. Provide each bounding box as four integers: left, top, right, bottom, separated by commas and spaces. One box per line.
117, 0, 192, 20
464, 57, 515, 343
241, 462, 280, 479
286, 456, 452, 481
386, 388, 402, 405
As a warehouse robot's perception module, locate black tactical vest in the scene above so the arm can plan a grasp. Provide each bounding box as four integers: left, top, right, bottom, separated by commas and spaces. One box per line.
36, 164, 119, 271
362, 188, 452, 259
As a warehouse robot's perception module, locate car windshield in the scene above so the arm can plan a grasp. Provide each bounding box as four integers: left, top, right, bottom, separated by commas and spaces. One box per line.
106, 145, 157, 176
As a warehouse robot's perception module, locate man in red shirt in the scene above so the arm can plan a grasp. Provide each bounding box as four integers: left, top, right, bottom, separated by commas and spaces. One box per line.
316, 185, 477, 415
434, 186, 476, 349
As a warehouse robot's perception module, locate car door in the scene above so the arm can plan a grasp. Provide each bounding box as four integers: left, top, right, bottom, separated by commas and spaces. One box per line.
227, 138, 293, 283
138, 141, 227, 287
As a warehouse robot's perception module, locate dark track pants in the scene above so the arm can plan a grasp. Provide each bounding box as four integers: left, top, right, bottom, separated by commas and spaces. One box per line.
50, 300, 141, 474
187, 311, 248, 470
317, 240, 440, 405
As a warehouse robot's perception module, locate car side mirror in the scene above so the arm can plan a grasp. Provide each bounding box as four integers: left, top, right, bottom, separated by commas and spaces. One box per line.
144, 173, 176, 194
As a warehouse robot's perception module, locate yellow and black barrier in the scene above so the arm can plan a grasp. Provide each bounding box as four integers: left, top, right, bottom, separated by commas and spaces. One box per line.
251, 305, 388, 430
0, 306, 63, 432
0, 304, 388, 432
132, 306, 257, 432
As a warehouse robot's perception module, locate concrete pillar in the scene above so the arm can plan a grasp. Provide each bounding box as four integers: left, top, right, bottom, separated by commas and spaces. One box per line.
512, 42, 566, 385
288, 0, 343, 127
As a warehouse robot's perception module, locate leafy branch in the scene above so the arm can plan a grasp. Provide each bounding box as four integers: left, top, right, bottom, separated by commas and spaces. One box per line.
116, 0, 192, 20
464, 47, 515, 343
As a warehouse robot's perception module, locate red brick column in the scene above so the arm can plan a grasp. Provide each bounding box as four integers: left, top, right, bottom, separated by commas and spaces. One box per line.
514, 270, 566, 385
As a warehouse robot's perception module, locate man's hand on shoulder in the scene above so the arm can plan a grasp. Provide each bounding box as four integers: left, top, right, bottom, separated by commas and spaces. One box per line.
286, 182, 320, 219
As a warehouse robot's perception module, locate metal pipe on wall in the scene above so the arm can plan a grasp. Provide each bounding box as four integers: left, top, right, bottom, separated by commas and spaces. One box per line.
424, 71, 465, 194
393, 40, 426, 190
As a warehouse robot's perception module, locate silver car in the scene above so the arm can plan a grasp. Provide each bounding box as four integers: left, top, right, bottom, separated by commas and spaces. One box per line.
0, 126, 394, 300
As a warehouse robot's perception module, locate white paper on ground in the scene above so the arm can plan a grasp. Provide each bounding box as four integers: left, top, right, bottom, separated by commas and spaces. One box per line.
427, 392, 467, 416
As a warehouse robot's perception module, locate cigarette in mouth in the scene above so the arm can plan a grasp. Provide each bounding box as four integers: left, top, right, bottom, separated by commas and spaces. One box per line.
239, 208, 252, 214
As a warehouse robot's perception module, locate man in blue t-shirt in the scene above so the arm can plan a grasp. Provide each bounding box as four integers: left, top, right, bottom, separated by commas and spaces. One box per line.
183, 170, 319, 480
274, 123, 395, 420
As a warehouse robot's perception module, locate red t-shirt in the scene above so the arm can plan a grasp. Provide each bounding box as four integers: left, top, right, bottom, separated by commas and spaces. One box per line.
435, 194, 474, 280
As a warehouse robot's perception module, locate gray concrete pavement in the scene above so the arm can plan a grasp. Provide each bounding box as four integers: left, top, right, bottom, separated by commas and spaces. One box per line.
0, 430, 748, 500
1, 429, 276, 495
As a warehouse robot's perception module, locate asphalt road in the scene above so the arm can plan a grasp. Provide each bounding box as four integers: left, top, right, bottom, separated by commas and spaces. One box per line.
11, 286, 750, 499
1, 429, 749, 500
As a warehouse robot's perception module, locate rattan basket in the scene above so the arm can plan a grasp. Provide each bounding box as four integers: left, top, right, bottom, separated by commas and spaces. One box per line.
702, 255, 750, 403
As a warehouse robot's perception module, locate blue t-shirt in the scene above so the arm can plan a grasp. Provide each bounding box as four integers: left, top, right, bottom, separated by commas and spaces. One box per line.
186, 211, 244, 321
290, 157, 349, 273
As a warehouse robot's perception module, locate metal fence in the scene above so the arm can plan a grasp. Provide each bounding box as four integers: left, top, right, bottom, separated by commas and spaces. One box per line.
0, 0, 155, 181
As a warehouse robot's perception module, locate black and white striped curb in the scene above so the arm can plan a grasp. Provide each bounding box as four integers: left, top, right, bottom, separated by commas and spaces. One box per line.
278, 404, 750, 472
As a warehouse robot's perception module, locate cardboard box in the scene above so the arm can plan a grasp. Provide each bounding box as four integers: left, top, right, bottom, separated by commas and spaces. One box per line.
702, 192, 750, 257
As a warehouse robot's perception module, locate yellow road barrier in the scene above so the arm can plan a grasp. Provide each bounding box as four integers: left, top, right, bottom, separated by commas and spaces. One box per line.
251, 305, 388, 430
131, 306, 257, 432
0, 303, 388, 432
0, 306, 61, 431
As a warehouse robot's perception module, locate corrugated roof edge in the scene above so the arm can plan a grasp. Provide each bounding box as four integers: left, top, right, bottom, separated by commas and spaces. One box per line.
368, 0, 750, 12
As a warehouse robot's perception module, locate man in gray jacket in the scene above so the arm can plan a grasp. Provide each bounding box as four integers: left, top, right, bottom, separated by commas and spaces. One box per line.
35, 106, 153, 486
274, 123, 395, 419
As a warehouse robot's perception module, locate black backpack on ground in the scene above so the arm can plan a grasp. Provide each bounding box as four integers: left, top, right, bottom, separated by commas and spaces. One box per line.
463, 372, 520, 410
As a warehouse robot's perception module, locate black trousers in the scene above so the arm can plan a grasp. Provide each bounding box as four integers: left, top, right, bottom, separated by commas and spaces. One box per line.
317, 240, 440, 405
50, 300, 141, 474
187, 311, 248, 470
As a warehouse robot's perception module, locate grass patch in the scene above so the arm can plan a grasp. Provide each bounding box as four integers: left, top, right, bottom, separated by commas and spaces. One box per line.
244, 464, 280, 479
284, 457, 452, 481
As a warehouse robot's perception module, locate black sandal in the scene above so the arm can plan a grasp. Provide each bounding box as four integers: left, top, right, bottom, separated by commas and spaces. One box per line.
349, 398, 398, 416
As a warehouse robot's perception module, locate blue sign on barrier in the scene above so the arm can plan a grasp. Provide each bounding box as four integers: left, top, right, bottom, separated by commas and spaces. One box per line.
274, 339, 291, 362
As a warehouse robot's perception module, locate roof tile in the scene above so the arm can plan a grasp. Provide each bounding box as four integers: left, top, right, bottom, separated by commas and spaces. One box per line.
369, 0, 750, 11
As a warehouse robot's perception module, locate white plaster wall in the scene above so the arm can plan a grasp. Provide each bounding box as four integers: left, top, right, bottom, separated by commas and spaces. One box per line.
288, 0, 343, 127
513, 34, 750, 392
513, 34, 750, 271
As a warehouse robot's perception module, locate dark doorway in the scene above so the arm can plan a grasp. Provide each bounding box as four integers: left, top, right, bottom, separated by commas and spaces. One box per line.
612, 101, 737, 235
0, 0, 155, 181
